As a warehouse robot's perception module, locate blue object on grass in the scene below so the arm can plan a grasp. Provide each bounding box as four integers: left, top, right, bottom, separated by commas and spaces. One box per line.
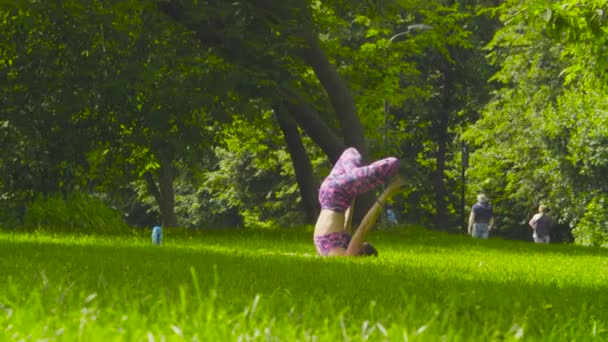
152, 226, 162, 245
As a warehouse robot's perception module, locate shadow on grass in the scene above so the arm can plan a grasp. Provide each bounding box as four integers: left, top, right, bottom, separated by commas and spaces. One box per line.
374, 226, 608, 258
1, 232, 606, 305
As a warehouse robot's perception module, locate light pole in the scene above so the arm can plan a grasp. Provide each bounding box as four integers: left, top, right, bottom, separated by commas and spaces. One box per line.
387, 24, 433, 49
381, 24, 431, 224
383, 24, 432, 152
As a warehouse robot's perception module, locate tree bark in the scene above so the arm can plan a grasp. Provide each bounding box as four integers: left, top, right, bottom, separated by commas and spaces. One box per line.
300, 34, 369, 159
299, 35, 376, 224
157, 158, 177, 228
281, 89, 345, 163
274, 103, 319, 223
433, 122, 449, 228
158, 1, 367, 161
432, 61, 452, 228
144, 150, 178, 228
159, 1, 374, 223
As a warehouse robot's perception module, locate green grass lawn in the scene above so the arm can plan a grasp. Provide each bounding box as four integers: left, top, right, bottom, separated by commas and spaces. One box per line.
0, 227, 607, 341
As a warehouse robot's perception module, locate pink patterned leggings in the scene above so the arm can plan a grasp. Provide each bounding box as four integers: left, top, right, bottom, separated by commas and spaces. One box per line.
318, 148, 399, 213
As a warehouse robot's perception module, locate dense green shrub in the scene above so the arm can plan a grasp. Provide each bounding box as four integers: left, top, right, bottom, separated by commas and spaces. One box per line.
572, 195, 608, 247
22, 193, 131, 235
0, 193, 27, 229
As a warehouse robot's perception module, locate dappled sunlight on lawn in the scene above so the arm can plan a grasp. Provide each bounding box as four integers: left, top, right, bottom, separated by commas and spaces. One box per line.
1, 228, 607, 341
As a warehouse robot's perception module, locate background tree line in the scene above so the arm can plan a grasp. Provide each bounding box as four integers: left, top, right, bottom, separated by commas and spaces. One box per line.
1, 0, 607, 247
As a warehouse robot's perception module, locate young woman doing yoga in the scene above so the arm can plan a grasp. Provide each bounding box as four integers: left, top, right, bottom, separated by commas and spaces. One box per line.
313, 147, 405, 256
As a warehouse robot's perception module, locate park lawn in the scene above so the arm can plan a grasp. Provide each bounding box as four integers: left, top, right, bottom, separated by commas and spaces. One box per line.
0, 227, 607, 341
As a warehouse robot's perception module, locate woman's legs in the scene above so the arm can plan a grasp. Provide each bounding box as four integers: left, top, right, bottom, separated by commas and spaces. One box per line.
327, 147, 362, 178
344, 175, 404, 256
319, 148, 400, 212
339, 157, 399, 198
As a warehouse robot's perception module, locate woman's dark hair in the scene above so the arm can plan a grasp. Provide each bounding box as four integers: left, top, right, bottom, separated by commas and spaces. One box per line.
359, 242, 378, 257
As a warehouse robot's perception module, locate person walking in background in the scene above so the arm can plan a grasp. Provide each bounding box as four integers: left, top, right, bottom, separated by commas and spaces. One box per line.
386, 207, 399, 225
468, 194, 495, 239
529, 204, 553, 244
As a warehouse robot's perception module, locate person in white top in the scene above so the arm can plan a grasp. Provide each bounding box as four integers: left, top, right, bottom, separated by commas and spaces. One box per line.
528, 204, 553, 244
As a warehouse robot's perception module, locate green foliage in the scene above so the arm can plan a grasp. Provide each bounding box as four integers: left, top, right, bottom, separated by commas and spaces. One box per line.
0, 194, 24, 230
572, 195, 608, 247
0, 120, 33, 227
199, 112, 325, 229
11, 0, 608, 241
540, 0, 608, 83
465, 0, 608, 242
22, 193, 130, 235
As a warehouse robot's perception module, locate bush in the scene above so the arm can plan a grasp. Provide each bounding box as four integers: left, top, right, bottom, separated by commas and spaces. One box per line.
572, 195, 608, 247
0, 192, 27, 229
23, 193, 131, 235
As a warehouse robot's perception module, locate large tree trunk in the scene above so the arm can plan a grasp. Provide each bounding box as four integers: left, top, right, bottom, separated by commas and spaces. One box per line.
432, 61, 453, 229
158, 1, 374, 223
274, 103, 319, 222
144, 151, 177, 228
157, 159, 177, 228
300, 35, 369, 159
299, 35, 376, 223
296, 36, 374, 224
158, 1, 367, 160
433, 121, 449, 228
282, 89, 345, 162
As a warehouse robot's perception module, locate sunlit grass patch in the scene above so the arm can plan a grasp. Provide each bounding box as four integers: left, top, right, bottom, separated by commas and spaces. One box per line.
0, 227, 607, 340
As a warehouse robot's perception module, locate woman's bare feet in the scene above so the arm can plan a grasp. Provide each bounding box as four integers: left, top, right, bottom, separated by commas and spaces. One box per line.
386, 175, 406, 192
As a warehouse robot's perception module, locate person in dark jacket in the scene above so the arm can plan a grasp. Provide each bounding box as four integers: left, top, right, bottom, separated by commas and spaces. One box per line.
468, 194, 495, 239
